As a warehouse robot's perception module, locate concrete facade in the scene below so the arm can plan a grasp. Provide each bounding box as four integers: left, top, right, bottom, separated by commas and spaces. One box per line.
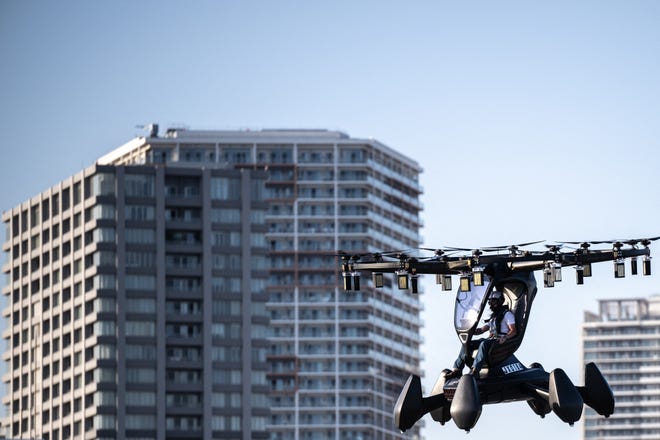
2, 127, 424, 440
583, 296, 660, 439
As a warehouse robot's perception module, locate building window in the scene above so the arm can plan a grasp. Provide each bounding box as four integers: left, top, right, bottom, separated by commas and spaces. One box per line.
212, 254, 242, 270
211, 415, 241, 431
125, 275, 156, 291
211, 231, 241, 247
126, 298, 156, 313
42, 199, 50, 221
211, 323, 241, 339
166, 323, 201, 338
167, 346, 201, 362
93, 321, 116, 336
91, 204, 116, 220
125, 174, 155, 197
212, 300, 241, 316
30, 204, 40, 228
62, 187, 70, 211
210, 208, 240, 223
52, 193, 60, 216
165, 176, 200, 198
125, 414, 156, 430
166, 392, 202, 408
165, 300, 201, 315
125, 321, 156, 337
90, 173, 116, 196
166, 416, 202, 431
73, 182, 81, 204
21, 209, 28, 232
165, 230, 201, 245
125, 251, 155, 268
92, 274, 116, 290
211, 277, 242, 294
223, 147, 251, 164
92, 227, 116, 243
93, 414, 116, 430
165, 207, 201, 221
210, 177, 240, 200
91, 370, 116, 386
126, 368, 156, 383
125, 228, 155, 244
211, 346, 242, 362
165, 253, 201, 269
125, 204, 155, 221
166, 277, 201, 292
125, 344, 156, 360
211, 392, 242, 408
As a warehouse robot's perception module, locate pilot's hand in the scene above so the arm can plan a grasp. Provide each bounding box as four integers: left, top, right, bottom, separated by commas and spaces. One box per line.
497, 336, 507, 344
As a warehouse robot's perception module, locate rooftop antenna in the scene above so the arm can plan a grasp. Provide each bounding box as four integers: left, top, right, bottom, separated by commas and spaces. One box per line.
136, 123, 159, 138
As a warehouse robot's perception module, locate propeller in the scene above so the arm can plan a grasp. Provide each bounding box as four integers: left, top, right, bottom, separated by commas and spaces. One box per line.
482, 240, 545, 252
641, 236, 660, 247
620, 236, 660, 248
559, 240, 611, 253
333, 248, 417, 262
418, 247, 458, 261
560, 237, 659, 253
446, 240, 545, 257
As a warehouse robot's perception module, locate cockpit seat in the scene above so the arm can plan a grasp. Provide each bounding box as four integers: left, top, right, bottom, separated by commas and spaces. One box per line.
470, 281, 529, 369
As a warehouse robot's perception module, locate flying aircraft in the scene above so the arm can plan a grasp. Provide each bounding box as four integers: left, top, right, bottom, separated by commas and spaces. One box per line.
338, 237, 658, 432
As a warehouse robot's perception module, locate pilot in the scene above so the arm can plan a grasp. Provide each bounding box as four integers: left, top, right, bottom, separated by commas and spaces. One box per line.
445, 289, 517, 379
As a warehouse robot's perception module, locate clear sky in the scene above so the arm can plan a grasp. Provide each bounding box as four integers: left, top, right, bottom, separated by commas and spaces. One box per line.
1, 1, 660, 439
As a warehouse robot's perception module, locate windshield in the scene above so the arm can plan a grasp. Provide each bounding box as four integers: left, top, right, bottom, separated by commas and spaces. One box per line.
454, 280, 490, 332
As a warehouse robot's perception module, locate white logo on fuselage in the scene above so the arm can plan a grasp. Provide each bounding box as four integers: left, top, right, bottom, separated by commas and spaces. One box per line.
501, 362, 524, 375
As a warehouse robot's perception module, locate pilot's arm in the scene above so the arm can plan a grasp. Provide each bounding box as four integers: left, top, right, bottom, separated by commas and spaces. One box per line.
474, 324, 489, 335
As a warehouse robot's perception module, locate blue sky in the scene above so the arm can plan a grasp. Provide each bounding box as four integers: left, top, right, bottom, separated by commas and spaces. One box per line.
2, 1, 660, 438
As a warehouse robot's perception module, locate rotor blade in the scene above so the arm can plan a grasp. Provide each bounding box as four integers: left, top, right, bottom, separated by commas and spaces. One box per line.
620, 236, 660, 246
641, 236, 660, 246
513, 240, 545, 247
544, 244, 563, 252
481, 240, 545, 253
443, 246, 475, 252
548, 238, 659, 247
380, 248, 419, 257
418, 251, 460, 261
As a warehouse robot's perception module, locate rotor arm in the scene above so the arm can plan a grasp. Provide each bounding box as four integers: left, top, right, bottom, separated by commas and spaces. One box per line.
351, 260, 467, 275
350, 248, 650, 275
340, 238, 655, 292
507, 248, 651, 272
560, 247, 650, 266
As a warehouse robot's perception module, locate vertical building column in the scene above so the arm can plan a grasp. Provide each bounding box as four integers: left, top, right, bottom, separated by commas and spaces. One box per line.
31, 196, 41, 440
115, 167, 126, 437
202, 169, 213, 439
155, 167, 166, 440
291, 145, 301, 440
240, 169, 253, 438
333, 143, 340, 439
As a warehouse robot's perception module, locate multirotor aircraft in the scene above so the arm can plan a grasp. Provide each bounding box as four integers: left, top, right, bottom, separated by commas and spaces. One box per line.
338, 237, 658, 432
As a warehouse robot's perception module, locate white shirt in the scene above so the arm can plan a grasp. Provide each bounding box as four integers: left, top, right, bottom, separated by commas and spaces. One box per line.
488, 310, 515, 336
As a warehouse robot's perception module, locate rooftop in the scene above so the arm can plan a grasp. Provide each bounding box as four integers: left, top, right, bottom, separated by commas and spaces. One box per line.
164, 127, 351, 140
584, 296, 660, 323
97, 125, 423, 173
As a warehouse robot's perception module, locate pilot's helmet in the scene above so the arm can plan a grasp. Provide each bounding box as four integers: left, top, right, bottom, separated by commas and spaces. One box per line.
489, 290, 504, 303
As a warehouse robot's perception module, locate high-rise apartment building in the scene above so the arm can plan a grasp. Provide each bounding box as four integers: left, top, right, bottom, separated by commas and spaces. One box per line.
582, 296, 660, 439
3, 127, 424, 440
2, 164, 271, 439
